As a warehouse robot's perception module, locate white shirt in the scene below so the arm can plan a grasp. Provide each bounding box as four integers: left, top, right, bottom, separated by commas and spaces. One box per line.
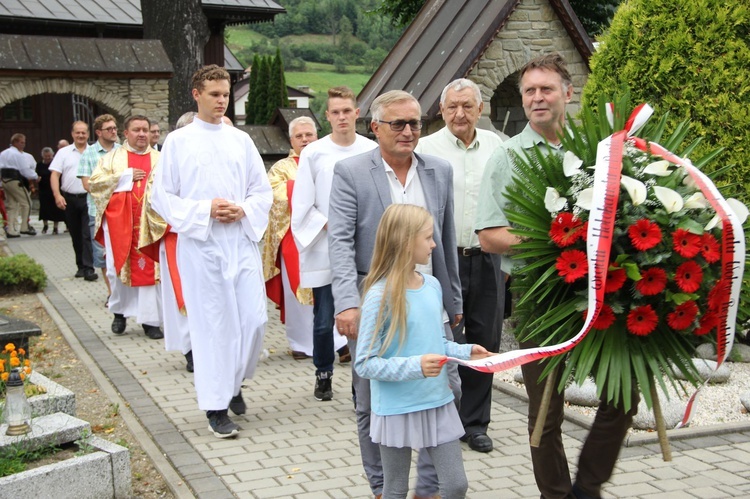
416, 126, 503, 248
0, 146, 38, 180
383, 154, 433, 276
291, 134, 377, 288
49, 144, 87, 194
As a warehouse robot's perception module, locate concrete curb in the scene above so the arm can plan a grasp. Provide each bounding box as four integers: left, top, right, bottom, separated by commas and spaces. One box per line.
37, 288, 205, 499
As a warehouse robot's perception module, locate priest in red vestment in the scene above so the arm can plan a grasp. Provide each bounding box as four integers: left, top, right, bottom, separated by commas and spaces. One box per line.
90, 115, 163, 339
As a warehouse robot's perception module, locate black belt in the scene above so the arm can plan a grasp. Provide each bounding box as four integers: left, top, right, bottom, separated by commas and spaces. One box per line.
458, 246, 482, 257
63, 191, 88, 199
1, 168, 22, 181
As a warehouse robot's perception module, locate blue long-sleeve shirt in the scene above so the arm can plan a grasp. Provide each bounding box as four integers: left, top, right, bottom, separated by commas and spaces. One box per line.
355, 274, 473, 416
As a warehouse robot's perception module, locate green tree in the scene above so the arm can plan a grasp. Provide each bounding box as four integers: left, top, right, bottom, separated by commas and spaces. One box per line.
245, 53, 261, 125
376, 0, 622, 37
582, 0, 750, 201
255, 56, 271, 124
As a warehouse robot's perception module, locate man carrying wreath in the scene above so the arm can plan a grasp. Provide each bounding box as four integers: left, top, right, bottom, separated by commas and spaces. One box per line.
475, 52, 636, 499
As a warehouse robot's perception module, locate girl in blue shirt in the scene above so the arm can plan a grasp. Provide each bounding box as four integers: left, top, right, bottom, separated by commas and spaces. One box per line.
355, 204, 491, 499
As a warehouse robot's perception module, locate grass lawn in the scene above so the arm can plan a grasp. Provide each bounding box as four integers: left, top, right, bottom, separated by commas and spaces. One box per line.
285, 71, 371, 96
226, 27, 267, 50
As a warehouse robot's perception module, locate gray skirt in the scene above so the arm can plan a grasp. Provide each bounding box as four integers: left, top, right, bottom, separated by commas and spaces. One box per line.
370, 402, 464, 450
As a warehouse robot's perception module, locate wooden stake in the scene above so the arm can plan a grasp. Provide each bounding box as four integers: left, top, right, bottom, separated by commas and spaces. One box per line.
650, 381, 672, 461
530, 364, 558, 448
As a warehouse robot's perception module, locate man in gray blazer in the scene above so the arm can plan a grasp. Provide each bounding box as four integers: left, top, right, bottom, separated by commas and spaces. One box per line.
329, 90, 462, 499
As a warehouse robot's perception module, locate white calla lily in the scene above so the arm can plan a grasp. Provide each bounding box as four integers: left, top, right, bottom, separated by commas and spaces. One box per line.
681, 169, 698, 190
684, 192, 709, 210
620, 175, 647, 206
653, 186, 684, 213
544, 187, 567, 213
563, 151, 584, 177
643, 160, 672, 177
575, 188, 593, 210
728, 198, 750, 224
705, 198, 749, 230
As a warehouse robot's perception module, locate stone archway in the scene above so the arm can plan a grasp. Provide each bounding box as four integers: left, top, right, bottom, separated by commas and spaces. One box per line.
0, 76, 169, 128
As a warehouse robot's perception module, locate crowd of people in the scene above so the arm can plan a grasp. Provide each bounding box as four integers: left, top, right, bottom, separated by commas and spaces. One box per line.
0, 54, 633, 499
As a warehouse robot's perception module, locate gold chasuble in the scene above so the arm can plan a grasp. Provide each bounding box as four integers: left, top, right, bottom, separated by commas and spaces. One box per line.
90, 146, 160, 286
261, 151, 313, 311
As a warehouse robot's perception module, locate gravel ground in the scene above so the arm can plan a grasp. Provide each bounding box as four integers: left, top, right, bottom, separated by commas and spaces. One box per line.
1, 293, 174, 498
497, 325, 750, 429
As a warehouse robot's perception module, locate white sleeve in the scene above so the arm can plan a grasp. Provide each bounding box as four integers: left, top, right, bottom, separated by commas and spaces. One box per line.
237, 138, 272, 242
150, 139, 213, 241
291, 150, 328, 250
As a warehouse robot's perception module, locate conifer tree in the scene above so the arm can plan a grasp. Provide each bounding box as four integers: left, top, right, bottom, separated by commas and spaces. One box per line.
255, 56, 272, 123
245, 53, 261, 125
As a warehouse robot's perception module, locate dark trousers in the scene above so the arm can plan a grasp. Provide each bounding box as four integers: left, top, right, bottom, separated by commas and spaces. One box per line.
312, 284, 335, 374
63, 192, 93, 273
521, 340, 638, 499
452, 251, 504, 435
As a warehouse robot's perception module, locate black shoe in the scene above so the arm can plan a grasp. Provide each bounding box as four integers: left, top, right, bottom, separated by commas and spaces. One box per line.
74, 269, 85, 278
42, 225, 48, 234
229, 391, 246, 415
6, 233, 20, 238
461, 432, 493, 453
206, 410, 239, 438
184, 351, 194, 372
143, 324, 164, 340
20, 228, 36, 236
314, 371, 333, 401
83, 271, 98, 281
111, 314, 126, 335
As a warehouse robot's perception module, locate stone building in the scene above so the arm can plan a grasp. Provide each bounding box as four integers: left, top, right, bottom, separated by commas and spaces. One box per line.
357, 0, 593, 137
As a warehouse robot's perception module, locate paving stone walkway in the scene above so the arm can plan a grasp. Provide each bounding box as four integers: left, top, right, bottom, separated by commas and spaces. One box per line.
7, 227, 750, 498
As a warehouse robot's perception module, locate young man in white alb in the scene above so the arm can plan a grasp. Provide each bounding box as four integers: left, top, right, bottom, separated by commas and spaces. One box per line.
291, 86, 377, 401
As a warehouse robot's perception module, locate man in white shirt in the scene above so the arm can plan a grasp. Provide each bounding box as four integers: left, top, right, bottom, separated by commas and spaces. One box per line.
0, 133, 38, 237
291, 86, 377, 401
415, 78, 505, 453
50, 122, 98, 281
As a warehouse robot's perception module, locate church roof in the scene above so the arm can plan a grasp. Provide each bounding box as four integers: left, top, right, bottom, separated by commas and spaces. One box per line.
357, 0, 593, 119
0, 33, 172, 77
0, 0, 284, 27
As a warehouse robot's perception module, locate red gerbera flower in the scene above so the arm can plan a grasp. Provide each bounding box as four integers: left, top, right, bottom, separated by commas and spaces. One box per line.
555, 249, 588, 283
672, 229, 702, 258
628, 219, 662, 251
605, 265, 627, 293
701, 233, 721, 263
635, 267, 667, 296
549, 212, 584, 247
707, 279, 729, 312
674, 261, 704, 293
584, 304, 616, 330
667, 301, 699, 330
626, 305, 659, 336
578, 221, 589, 242
694, 311, 719, 336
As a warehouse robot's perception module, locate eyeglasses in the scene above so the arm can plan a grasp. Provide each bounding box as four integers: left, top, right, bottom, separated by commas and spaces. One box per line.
101, 127, 118, 133
375, 119, 423, 131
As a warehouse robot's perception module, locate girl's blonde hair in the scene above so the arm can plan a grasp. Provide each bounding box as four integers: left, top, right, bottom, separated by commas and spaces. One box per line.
362, 204, 434, 355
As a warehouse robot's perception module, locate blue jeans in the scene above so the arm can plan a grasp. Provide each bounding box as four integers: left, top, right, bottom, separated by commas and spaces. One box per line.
312, 284, 335, 374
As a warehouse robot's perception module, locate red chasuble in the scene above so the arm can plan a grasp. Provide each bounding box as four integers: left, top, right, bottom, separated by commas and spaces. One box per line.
104, 152, 157, 287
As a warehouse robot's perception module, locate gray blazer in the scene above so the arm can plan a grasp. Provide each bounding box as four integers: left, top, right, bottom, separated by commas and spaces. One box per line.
328, 147, 462, 318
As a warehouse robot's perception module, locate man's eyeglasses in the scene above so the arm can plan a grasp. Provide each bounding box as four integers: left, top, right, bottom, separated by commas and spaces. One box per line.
101, 127, 118, 133
375, 119, 423, 131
